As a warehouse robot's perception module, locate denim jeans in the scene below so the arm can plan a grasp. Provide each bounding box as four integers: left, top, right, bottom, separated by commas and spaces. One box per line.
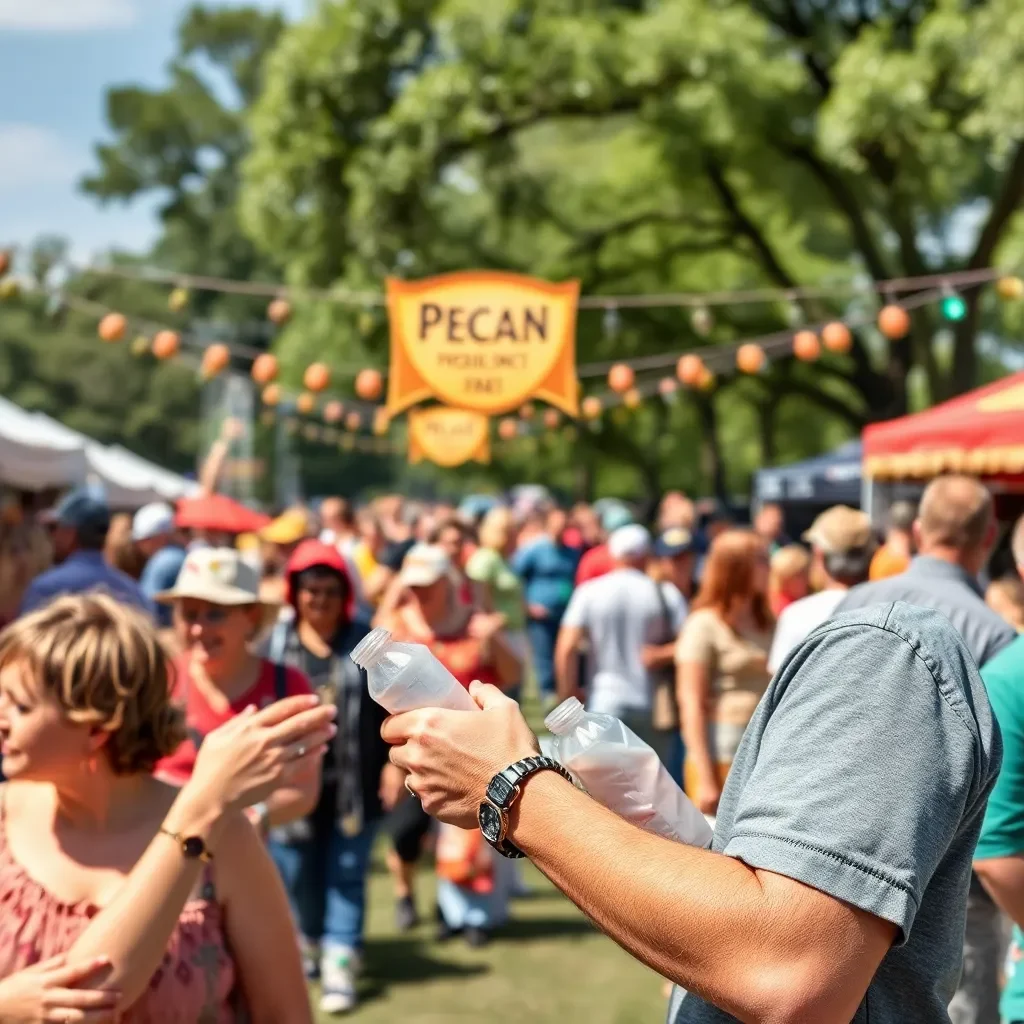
270, 821, 377, 953
526, 616, 561, 697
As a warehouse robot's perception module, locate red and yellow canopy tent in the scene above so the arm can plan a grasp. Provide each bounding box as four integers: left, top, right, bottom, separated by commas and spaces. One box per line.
863, 372, 1024, 484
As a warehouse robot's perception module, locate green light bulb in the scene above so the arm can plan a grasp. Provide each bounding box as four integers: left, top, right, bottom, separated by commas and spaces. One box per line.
941, 293, 967, 322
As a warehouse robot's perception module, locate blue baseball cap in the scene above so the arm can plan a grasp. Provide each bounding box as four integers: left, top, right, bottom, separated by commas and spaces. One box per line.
654, 527, 693, 558
599, 502, 634, 533
42, 486, 110, 535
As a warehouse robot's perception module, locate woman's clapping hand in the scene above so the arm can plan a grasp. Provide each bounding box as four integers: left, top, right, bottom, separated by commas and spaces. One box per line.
186, 694, 337, 815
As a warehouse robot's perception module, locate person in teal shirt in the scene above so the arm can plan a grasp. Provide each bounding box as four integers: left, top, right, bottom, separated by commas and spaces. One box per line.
511, 504, 580, 702
974, 631, 1024, 1023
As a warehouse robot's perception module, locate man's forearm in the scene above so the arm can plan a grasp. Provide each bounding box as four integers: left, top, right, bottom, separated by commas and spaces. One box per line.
508, 772, 870, 1024
554, 646, 578, 700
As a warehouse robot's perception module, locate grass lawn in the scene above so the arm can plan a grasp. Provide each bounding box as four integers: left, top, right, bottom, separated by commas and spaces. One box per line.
310, 690, 669, 1021
311, 856, 668, 1023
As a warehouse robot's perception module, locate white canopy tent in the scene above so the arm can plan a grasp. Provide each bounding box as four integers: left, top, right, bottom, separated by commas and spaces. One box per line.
0, 397, 199, 507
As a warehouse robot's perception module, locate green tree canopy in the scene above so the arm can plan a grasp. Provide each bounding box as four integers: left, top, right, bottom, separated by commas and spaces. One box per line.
238, 0, 1024, 500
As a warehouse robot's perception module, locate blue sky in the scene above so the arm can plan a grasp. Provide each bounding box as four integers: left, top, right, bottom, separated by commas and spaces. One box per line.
0, 0, 306, 261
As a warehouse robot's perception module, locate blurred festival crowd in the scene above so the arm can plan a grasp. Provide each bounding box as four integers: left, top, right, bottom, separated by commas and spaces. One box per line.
2, 468, 1024, 1022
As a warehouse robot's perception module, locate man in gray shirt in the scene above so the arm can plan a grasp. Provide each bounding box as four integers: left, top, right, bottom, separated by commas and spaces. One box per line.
382, 600, 1000, 1023
837, 474, 1013, 667
836, 474, 1014, 1024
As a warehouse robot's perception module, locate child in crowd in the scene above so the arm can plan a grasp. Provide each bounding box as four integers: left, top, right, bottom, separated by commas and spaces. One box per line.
768, 544, 811, 617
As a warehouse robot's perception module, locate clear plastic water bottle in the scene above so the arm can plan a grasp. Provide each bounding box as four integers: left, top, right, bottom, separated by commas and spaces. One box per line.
545, 697, 713, 848
351, 626, 478, 714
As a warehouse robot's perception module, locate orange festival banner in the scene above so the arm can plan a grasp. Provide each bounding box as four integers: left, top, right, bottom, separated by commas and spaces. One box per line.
386, 271, 580, 417
406, 406, 491, 467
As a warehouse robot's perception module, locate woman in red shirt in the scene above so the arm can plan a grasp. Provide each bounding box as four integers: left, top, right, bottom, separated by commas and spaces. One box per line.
154, 547, 317, 833
377, 543, 520, 943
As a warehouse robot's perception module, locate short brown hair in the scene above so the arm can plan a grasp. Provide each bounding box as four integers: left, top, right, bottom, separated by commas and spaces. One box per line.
0, 594, 184, 774
918, 475, 993, 551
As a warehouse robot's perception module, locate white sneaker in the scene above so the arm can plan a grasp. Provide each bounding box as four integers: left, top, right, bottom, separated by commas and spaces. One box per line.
319, 947, 358, 1015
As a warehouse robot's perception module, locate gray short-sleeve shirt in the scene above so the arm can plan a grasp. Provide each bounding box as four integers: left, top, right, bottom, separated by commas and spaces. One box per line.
669, 601, 1001, 1024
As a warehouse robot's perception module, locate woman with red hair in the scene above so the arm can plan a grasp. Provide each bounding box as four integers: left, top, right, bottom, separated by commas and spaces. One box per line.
675, 530, 774, 816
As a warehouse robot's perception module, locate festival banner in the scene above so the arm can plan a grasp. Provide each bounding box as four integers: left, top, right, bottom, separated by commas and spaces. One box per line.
386, 271, 580, 417
407, 406, 491, 467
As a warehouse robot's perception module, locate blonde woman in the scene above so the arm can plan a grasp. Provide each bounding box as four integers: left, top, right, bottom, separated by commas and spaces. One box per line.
0, 593, 335, 1022
466, 508, 528, 695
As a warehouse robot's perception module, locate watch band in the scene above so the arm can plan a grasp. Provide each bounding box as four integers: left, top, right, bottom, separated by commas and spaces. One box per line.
483, 755, 574, 859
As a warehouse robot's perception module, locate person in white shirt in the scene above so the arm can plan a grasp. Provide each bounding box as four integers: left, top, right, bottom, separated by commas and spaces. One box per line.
554, 524, 686, 758
767, 505, 876, 673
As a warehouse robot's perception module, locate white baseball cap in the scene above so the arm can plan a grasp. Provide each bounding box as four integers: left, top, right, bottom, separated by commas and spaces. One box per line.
398, 543, 455, 588
132, 502, 175, 542
608, 524, 652, 561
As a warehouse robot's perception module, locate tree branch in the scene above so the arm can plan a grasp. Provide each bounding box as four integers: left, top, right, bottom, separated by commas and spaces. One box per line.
704, 155, 798, 289
776, 140, 891, 281
969, 139, 1024, 269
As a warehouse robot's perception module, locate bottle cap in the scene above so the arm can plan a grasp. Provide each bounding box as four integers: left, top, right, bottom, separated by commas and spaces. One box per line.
544, 697, 586, 736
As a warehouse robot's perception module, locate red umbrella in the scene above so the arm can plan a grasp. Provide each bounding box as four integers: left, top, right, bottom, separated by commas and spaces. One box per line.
175, 493, 271, 534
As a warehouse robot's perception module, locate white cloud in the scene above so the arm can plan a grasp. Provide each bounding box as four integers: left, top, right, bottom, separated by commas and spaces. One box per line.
0, 124, 81, 189
0, 0, 136, 31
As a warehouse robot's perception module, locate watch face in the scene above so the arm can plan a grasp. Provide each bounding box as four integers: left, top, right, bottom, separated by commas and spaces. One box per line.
487, 774, 516, 807
478, 802, 504, 844
181, 835, 207, 859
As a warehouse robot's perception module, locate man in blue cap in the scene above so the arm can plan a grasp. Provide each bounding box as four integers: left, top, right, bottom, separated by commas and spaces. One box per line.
19, 487, 152, 616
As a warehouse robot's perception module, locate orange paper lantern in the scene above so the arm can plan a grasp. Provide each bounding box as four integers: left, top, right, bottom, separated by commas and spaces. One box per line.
519, 402, 535, 420
822, 321, 853, 353
877, 305, 910, 340
697, 366, 716, 391
355, 368, 383, 401
251, 353, 279, 385
498, 418, 518, 440
296, 392, 316, 415
623, 388, 642, 409
262, 384, 281, 406
268, 298, 292, 325
324, 400, 344, 423
997, 276, 1024, 301
676, 354, 704, 387
543, 409, 560, 429
736, 343, 765, 374
152, 330, 180, 359
344, 411, 362, 432
304, 362, 331, 393
658, 377, 678, 397
792, 330, 821, 361
201, 343, 230, 378
581, 396, 603, 420
608, 364, 635, 394
98, 313, 127, 343
168, 287, 189, 313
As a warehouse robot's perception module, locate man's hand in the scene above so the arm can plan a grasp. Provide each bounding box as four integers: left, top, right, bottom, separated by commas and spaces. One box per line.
381, 683, 540, 828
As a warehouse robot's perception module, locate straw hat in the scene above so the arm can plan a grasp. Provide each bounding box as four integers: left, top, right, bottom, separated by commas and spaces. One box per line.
155, 547, 279, 608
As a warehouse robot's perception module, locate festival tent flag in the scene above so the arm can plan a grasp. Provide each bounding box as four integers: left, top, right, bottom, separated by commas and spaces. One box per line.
863, 371, 1024, 479
407, 406, 491, 467
386, 271, 580, 417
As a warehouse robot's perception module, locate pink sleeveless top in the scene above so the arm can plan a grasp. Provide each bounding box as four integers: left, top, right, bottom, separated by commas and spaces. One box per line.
0, 792, 245, 1023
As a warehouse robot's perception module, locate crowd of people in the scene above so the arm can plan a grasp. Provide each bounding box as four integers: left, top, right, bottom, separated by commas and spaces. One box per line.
2, 472, 1024, 1021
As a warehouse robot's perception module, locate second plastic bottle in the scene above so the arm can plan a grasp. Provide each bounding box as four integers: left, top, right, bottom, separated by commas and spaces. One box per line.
351, 626, 478, 713
545, 697, 713, 848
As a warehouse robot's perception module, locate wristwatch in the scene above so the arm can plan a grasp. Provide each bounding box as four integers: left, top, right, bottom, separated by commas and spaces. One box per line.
478, 755, 574, 859
159, 827, 213, 863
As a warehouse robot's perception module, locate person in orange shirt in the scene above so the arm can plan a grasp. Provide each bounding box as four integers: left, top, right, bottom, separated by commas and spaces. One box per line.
869, 500, 916, 581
